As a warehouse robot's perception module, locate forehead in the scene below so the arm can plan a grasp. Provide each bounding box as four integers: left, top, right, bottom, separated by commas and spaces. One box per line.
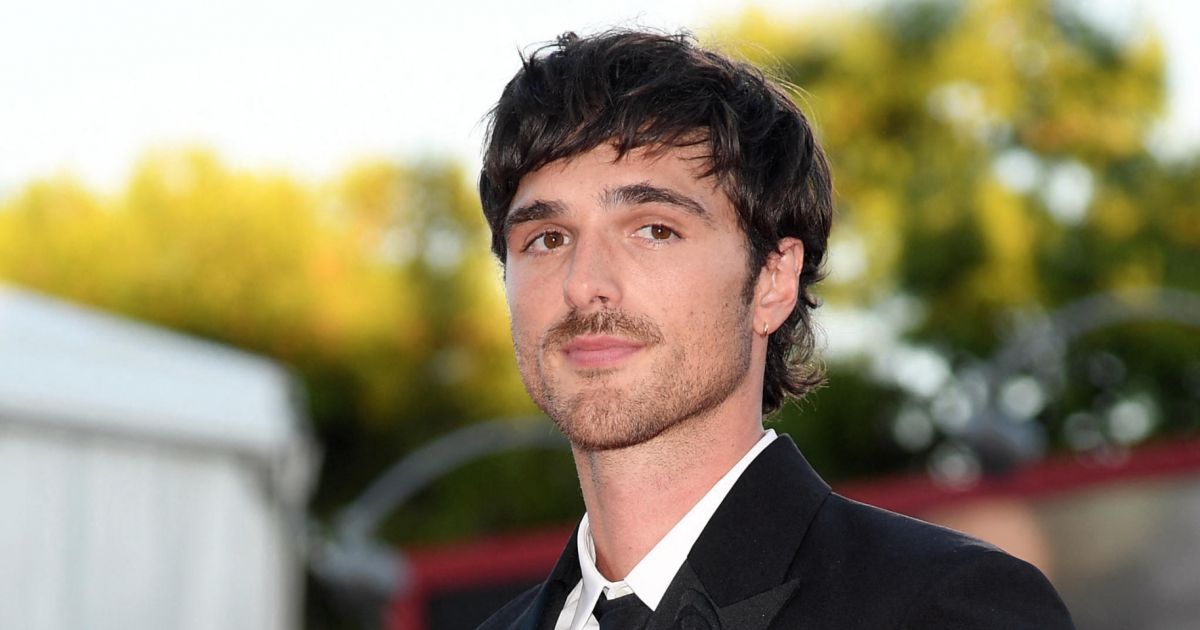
511, 143, 729, 212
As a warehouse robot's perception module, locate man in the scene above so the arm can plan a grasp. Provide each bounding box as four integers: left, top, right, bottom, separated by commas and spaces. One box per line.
476, 30, 1074, 629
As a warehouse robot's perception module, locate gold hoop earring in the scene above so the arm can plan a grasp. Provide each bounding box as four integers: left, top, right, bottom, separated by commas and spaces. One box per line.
762, 321, 769, 335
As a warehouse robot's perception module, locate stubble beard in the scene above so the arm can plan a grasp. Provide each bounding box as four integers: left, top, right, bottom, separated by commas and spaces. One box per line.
513, 300, 754, 452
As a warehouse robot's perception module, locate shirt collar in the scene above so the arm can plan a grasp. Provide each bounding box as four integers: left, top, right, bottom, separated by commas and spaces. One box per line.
570, 429, 778, 627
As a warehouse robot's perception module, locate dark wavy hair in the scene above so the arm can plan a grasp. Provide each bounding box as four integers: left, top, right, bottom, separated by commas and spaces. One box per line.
478, 29, 833, 413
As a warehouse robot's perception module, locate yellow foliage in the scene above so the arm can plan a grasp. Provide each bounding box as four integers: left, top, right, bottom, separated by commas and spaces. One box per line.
1106, 254, 1163, 291
972, 180, 1040, 305
1091, 194, 1142, 240
853, 189, 904, 283
0, 148, 528, 431
1167, 202, 1200, 246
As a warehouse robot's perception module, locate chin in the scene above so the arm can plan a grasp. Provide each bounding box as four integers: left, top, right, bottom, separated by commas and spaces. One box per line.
540, 386, 672, 451
528, 325, 755, 452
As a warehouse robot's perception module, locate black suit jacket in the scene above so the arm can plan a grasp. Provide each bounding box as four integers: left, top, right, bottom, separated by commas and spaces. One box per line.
478, 435, 1075, 629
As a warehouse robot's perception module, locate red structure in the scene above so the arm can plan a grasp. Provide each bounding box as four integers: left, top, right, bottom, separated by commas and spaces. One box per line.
386, 438, 1200, 630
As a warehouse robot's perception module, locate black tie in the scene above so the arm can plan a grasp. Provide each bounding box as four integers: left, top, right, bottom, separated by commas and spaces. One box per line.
592, 592, 653, 630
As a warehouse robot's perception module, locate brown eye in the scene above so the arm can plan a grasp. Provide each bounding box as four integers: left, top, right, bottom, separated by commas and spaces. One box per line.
526, 230, 570, 252
636, 224, 679, 241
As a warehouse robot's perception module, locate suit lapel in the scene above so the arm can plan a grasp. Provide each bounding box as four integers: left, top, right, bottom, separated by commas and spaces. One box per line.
680, 435, 830, 624
504, 524, 583, 630
508, 436, 830, 630
646, 561, 800, 630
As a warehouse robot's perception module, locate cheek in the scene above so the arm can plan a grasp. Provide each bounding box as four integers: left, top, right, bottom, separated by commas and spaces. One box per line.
505, 262, 535, 310
639, 257, 749, 328
506, 270, 553, 340
655, 242, 748, 297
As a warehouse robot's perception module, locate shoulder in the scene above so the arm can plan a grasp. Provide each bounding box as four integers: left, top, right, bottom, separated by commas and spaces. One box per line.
475, 583, 541, 630
896, 542, 1075, 629
781, 493, 1074, 629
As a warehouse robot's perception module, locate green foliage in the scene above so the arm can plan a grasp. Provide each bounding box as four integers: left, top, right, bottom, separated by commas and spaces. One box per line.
719, 0, 1198, 478
0, 149, 550, 534
2, 0, 1197, 547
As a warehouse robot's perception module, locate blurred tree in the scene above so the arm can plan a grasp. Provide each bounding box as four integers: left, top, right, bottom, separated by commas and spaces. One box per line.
718, 0, 1199, 480
2, 0, 1197, 550
0, 149, 552, 542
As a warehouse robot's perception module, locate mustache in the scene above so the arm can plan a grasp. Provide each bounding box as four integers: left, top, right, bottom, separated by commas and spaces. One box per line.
543, 309, 665, 349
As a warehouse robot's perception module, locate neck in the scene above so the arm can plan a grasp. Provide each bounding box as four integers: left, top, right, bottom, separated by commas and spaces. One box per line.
573, 396, 764, 580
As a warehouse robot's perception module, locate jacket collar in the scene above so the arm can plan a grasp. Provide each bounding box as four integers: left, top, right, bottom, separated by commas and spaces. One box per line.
686, 434, 831, 608
505, 523, 582, 630
505, 434, 830, 629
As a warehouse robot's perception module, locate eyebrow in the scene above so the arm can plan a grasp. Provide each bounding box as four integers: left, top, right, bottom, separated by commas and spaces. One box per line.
503, 182, 713, 239
601, 182, 713, 225
504, 199, 567, 237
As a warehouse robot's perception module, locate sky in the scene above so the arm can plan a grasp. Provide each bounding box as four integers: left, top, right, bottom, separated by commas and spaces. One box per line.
2, 0, 1197, 194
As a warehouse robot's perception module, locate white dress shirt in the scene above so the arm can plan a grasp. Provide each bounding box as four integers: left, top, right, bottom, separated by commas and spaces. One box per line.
554, 429, 778, 630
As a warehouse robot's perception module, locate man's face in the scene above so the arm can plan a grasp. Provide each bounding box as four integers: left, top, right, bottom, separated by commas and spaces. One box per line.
503, 143, 758, 451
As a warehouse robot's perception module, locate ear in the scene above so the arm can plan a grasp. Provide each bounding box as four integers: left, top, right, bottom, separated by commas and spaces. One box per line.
754, 237, 804, 336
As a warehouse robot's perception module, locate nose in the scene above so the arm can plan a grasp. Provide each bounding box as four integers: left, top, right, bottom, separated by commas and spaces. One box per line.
563, 234, 622, 311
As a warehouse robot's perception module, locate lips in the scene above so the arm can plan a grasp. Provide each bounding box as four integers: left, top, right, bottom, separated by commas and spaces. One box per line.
560, 335, 645, 369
